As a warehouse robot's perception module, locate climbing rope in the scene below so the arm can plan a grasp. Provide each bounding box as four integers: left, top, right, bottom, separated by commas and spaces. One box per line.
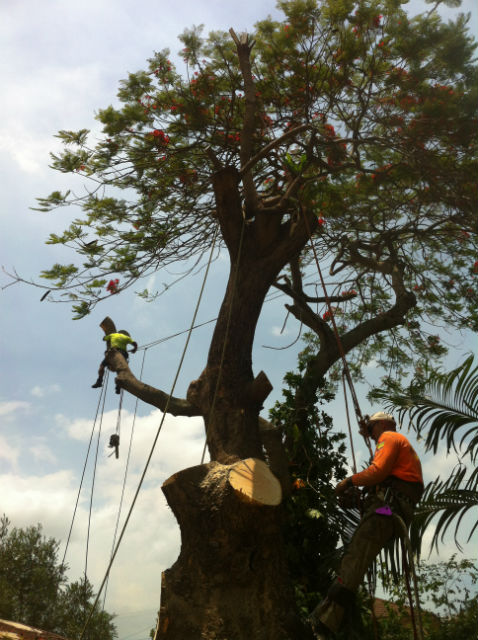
138, 318, 217, 351
85, 370, 109, 581
301, 208, 373, 458
394, 514, 425, 640
61, 371, 109, 569
79, 225, 219, 640
103, 348, 149, 609
341, 370, 358, 474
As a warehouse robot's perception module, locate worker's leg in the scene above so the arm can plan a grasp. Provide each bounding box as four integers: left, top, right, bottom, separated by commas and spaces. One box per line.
92, 358, 106, 388
115, 349, 128, 394
316, 499, 401, 634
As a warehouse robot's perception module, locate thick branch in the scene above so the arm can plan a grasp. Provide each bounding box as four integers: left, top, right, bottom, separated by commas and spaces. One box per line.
107, 349, 200, 417
273, 277, 336, 346
239, 124, 311, 178
212, 166, 244, 257
230, 28, 259, 217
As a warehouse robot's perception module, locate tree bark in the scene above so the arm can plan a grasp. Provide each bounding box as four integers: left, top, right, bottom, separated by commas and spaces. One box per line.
153, 166, 314, 638
157, 462, 313, 640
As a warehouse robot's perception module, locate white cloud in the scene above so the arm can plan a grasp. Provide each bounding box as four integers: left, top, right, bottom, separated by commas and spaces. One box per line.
0, 435, 19, 467
421, 447, 461, 485
29, 442, 57, 465
31, 384, 61, 398
271, 325, 290, 337
0, 470, 77, 536
0, 400, 30, 417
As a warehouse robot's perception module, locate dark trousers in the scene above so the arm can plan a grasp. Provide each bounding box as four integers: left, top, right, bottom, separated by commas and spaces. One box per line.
318, 493, 414, 633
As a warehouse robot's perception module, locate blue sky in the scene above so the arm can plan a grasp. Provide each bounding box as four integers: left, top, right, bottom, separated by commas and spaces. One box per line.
1, 1, 477, 639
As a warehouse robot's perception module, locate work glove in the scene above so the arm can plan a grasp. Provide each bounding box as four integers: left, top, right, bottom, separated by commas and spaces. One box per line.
337, 486, 361, 510
335, 476, 354, 496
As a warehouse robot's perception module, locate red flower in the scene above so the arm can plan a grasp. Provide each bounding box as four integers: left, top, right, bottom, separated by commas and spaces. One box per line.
152, 129, 170, 145
106, 279, 119, 294
317, 217, 326, 225
473, 260, 478, 273
323, 123, 336, 138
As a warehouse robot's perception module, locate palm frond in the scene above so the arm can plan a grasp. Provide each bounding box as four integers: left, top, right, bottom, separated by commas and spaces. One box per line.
379, 354, 478, 458
410, 469, 478, 554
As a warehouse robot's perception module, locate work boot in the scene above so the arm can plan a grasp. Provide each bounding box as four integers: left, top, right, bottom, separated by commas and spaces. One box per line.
115, 385, 121, 395
91, 378, 103, 389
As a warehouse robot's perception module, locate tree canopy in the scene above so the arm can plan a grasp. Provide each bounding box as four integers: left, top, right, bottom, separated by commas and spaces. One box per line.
26, 0, 476, 394
0, 516, 117, 640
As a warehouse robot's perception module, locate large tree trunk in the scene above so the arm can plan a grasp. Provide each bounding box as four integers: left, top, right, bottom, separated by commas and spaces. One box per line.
157, 462, 312, 640
153, 168, 314, 639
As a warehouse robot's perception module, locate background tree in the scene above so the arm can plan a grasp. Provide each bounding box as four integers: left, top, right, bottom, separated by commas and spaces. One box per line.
375, 555, 478, 640
55, 577, 117, 640
0, 515, 66, 630
374, 354, 478, 554
0, 516, 116, 640
7, 0, 477, 638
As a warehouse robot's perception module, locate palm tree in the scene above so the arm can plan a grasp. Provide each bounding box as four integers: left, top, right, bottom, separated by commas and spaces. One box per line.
377, 354, 478, 553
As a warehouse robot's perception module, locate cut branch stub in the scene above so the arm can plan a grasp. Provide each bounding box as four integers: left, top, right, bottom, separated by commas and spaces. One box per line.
100, 316, 116, 335
228, 457, 282, 506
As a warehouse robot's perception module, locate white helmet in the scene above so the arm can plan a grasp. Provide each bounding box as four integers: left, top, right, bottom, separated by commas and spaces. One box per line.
369, 411, 396, 426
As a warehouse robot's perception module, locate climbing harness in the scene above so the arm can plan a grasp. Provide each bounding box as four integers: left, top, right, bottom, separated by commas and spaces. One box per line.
79, 225, 219, 640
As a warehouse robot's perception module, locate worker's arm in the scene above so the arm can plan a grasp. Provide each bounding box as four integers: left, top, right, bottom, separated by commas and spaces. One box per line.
351, 435, 400, 487
131, 341, 138, 353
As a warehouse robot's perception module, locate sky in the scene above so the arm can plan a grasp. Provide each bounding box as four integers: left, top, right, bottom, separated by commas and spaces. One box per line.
0, 1, 477, 639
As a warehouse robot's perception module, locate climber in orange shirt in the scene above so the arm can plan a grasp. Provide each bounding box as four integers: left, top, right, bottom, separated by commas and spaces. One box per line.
310, 411, 424, 639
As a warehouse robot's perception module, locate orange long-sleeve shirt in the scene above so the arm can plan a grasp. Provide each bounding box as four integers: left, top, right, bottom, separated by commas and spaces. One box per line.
351, 431, 423, 487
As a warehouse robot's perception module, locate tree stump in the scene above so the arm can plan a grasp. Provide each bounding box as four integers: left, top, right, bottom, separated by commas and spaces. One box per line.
157, 461, 311, 640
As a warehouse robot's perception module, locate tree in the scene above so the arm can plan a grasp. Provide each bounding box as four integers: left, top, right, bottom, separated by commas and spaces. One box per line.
55, 577, 117, 640
375, 555, 478, 640
0, 516, 116, 640
374, 354, 478, 553
7, 0, 477, 637
269, 348, 356, 615
0, 516, 66, 630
